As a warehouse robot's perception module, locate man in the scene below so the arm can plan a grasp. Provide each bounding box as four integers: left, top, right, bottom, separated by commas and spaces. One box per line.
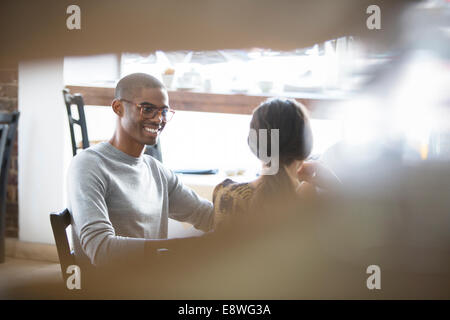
67, 73, 214, 269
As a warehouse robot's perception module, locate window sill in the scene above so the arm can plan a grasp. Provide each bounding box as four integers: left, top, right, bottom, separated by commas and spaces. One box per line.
65, 85, 344, 118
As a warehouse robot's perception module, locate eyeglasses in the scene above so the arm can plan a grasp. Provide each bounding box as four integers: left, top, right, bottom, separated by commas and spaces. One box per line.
120, 99, 175, 122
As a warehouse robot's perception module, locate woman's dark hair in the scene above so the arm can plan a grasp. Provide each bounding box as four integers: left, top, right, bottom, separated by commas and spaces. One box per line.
247, 98, 313, 215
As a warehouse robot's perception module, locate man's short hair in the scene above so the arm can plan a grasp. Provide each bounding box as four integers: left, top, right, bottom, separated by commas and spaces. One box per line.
115, 73, 165, 99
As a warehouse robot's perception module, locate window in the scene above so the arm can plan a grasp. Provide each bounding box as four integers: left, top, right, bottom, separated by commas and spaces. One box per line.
64, 39, 378, 172
120, 38, 372, 96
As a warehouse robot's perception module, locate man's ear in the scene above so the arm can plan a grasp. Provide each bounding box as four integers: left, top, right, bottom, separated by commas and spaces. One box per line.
112, 99, 123, 117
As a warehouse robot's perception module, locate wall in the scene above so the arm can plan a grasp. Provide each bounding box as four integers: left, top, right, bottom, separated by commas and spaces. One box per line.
0, 65, 19, 237
18, 59, 70, 244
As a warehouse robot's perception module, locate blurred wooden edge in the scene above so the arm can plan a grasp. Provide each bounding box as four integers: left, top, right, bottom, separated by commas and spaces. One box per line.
0, 0, 412, 66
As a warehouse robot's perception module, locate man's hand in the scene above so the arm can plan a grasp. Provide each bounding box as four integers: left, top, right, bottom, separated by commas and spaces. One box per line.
297, 161, 342, 190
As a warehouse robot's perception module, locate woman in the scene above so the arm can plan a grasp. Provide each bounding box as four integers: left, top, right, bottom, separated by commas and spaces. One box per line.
213, 98, 340, 229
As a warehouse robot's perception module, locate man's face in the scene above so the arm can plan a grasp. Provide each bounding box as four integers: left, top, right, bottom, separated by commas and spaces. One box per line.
119, 87, 169, 146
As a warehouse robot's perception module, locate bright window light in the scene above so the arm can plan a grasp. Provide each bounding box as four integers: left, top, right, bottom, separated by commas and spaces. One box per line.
160, 110, 342, 173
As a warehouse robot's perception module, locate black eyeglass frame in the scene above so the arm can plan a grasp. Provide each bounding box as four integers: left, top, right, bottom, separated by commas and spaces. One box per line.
119, 98, 175, 122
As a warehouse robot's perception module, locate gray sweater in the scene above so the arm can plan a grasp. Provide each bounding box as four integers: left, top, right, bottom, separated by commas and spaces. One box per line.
67, 142, 214, 267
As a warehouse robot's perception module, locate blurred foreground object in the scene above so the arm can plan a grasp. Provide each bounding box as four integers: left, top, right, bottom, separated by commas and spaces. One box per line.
0, 0, 412, 65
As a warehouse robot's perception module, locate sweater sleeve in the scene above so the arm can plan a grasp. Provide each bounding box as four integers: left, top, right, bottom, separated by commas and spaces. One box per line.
157, 164, 214, 232
67, 152, 146, 267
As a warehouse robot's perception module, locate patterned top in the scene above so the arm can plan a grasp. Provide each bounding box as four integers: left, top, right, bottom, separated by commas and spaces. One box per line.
212, 178, 254, 229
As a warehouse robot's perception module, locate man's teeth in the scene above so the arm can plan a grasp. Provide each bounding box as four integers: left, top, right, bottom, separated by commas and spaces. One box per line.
144, 127, 158, 133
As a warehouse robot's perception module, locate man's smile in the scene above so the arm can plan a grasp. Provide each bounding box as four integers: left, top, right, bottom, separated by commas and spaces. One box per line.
143, 127, 159, 133
142, 123, 163, 137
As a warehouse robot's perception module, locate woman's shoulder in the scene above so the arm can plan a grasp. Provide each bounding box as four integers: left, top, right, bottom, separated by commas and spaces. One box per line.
213, 178, 254, 202
212, 178, 254, 229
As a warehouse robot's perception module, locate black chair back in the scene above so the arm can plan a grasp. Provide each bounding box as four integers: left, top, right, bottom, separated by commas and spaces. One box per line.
63, 89, 90, 156
145, 141, 163, 162
50, 209, 76, 282
0, 125, 9, 177
0, 111, 19, 263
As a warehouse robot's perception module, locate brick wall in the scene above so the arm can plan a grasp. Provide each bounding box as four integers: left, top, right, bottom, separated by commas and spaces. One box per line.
0, 66, 19, 237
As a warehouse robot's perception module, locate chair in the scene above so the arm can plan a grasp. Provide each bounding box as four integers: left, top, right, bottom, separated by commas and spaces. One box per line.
0, 111, 19, 263
145, 141, 163, 162
49, 208, 76, 282
63, 89, 90, 156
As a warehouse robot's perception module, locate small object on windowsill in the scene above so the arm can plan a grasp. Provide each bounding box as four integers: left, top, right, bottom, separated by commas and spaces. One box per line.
163, 68, 175, 75
225, 168, 246, 176
177, 68, 202, 91
176, 87, 196, 92
283, 84, 320, 93
230, 88, 248, 94
257, 80, 274, 94
174, 169, 219, 175
204, 79, 212, 92
162, 68, 175, 89
162, 74, 174, 89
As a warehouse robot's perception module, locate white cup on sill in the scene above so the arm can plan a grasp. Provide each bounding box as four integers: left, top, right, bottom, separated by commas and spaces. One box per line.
257, 80, 274, 94
162, 74, 174, 89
